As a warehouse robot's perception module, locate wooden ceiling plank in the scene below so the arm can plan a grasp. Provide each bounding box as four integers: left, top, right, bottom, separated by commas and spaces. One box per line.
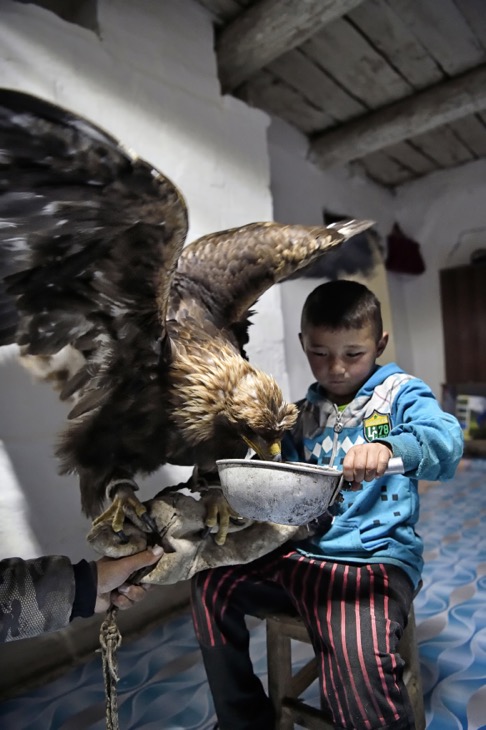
357, 150, 414, 186
238, 70, 335, 134
311, 64, 486, 168
268, 49, 366, 123
301, 17, 413, 109
410, 126, 474, 168
216, 0, 366, 92
196, 0, 247, 25
448, 114, 486, 157
477, 111, 486, 129
387, 0, 486, 75
382, 141, 437, 175
456, 0, 486, 52
348, 0, 444, 89
15, 0, 98, 29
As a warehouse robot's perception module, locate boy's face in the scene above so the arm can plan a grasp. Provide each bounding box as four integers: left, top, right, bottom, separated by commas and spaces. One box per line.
299, 323, 388, 405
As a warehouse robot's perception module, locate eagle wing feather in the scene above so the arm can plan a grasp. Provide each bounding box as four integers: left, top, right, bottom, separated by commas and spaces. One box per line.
0, 89, 188, 399
0, 90, 190, 514
177, 220, 374, 335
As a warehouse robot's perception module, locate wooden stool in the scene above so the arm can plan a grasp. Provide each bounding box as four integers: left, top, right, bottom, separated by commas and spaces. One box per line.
262, 606, 426, 730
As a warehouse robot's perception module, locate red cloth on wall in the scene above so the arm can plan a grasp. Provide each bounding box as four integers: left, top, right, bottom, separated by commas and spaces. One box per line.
385, 223, 426, 275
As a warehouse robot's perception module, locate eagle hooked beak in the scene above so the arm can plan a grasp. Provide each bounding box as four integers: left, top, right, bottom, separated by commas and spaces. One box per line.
243, 436, 282, 462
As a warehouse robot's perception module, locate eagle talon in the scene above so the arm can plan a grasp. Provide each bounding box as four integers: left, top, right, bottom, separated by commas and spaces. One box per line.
230, 516, 246, 525
115, 529, 130, 544
141, 511, 159, 534
92, 484, 157, 542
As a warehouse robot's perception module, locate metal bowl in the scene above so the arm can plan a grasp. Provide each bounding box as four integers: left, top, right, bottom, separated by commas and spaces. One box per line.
216, 459, 343, 526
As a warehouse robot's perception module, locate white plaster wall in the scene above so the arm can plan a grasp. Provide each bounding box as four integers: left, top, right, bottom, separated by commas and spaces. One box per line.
391, 158, 486, 398
268, 118, 398, 401
0, 0, 286, 560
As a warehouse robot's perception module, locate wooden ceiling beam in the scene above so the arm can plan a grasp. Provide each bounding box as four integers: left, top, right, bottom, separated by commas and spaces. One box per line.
216, 0, 366, 93
311, 63, 486, 168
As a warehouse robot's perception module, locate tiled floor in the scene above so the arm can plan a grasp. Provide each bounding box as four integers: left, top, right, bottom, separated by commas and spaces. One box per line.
1, 459, 485, 729
412, 459, 486, 730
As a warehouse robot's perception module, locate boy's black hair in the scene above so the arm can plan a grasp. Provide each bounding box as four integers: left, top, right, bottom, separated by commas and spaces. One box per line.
301, 280, 383, 341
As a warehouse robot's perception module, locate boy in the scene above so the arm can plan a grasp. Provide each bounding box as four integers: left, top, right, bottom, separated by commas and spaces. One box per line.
191, 280, 463, 730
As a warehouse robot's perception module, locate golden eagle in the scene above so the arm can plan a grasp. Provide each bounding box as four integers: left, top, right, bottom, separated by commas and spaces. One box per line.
0, 89, 372, 538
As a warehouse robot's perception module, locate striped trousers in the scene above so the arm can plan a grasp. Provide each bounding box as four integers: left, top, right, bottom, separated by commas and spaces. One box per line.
191, 546, 416, 730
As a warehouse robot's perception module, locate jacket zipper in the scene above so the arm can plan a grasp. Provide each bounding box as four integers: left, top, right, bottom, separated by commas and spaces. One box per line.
329, 405, 344, 467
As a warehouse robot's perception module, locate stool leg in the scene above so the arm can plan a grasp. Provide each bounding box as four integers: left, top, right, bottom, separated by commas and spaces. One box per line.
400, 609, 426, 730
266, 619, 295, 730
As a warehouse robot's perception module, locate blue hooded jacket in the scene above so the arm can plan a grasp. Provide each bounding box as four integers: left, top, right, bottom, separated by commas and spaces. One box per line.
282, 363, 464, 588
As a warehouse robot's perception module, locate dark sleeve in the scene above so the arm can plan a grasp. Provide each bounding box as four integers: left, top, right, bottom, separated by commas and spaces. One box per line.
0, 555, 96, 642
70, 559, 97, 619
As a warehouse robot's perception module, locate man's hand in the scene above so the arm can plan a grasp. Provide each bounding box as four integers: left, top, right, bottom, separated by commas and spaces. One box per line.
342, 443, 393, 484
94, 545, 163, 612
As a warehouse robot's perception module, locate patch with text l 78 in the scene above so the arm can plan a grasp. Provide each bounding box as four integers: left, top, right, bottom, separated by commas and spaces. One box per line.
363, 410, 391, 442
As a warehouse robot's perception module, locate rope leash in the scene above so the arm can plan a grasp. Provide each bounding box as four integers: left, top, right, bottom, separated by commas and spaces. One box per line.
99, 605, 122, 730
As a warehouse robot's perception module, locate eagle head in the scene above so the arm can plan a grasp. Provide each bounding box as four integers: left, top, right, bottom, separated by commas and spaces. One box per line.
223, 368, 298, 460
170, 339, 298, 461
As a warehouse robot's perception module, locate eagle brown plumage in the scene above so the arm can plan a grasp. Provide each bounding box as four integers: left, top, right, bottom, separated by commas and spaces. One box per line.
0, 89, 373, 537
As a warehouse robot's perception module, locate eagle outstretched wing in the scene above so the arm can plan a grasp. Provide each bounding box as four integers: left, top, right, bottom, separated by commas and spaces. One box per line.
0, 89, 188, 406
0, 89, 192, 524
177, 220, 373, 343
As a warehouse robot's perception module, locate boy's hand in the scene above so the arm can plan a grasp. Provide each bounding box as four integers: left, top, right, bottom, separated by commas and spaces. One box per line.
342, 443, 393, 484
